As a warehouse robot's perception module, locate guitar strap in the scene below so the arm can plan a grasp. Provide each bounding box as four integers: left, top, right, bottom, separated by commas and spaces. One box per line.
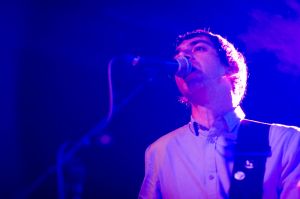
229, 119, 272, 199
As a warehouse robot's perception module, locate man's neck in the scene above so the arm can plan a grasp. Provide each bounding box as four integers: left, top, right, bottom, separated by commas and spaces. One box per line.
191, 104, 234, 129
188, 75, 236, 128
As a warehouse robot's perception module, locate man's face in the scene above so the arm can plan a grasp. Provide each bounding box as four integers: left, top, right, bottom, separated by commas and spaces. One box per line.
174, 36, 230, 105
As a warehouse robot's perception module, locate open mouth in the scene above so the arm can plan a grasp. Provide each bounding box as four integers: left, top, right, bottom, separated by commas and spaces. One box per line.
184, 69, 205, 83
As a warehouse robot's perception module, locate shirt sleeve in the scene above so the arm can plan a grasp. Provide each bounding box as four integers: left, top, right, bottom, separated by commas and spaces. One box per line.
138, 145, 162, 199
280, 126, 300, 199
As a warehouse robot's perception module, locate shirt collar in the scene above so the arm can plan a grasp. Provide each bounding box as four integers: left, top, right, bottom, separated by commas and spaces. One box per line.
223, 106, 245, 133
190, 106, 245, 134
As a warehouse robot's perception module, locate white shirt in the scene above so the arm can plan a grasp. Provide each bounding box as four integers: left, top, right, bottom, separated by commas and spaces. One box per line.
139, 107, 300, 199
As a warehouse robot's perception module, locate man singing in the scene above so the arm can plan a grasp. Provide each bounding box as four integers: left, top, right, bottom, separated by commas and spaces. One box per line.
139, 29, 300, 199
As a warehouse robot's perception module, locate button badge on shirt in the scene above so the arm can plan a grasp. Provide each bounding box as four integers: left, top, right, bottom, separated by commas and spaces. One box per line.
233, 160, 254, 181
244, 160, 254, 169
234, 171, 246, 181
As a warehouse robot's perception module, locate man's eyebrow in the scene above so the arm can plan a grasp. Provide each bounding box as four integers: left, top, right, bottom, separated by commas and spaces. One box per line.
189, 39, 213, 47
175, 39, 214, 53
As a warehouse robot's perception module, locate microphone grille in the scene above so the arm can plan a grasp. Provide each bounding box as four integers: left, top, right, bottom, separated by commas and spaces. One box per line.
175, 56, 192, 78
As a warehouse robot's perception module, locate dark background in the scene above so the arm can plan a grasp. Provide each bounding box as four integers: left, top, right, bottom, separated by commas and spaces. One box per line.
1, 0, 300, 198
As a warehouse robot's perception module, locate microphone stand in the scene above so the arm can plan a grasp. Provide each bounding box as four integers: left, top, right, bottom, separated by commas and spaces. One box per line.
56, 83, 146, 199
18, 57, 152, 199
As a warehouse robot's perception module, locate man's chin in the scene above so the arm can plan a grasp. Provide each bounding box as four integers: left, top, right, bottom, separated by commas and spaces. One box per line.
186, 93, 209, 107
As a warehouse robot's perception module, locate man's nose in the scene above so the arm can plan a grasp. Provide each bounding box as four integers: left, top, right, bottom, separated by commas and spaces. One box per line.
178, 50, 193, 60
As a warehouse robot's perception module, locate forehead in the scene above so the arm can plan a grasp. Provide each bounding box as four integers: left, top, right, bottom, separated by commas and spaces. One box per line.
176, 36, 214, 51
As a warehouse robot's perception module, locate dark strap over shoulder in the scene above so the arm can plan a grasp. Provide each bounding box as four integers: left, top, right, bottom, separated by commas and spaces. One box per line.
229, 119, 272, 199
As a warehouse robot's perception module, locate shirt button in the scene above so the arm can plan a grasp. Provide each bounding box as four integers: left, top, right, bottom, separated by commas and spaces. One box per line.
208, 175, 215, 180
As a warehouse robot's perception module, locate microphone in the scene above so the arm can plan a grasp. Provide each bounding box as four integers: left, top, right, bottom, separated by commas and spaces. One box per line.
127, 55, 192, 78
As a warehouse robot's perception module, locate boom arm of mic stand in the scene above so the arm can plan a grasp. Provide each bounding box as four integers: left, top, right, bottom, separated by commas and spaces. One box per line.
56, 83, 146, 199
18, 58, 148, 199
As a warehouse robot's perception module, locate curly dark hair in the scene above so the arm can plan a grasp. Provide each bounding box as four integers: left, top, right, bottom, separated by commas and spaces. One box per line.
176, 29, 248, 106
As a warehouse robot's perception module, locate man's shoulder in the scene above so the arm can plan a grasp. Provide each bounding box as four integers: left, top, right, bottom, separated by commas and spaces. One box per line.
153, 124, 190, 145
243, 119, 300, 138
270, 122, 300, 132
269, 123, 300, 143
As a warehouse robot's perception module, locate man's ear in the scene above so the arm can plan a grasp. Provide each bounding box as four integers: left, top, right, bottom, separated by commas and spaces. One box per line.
223, 65, 237, 80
